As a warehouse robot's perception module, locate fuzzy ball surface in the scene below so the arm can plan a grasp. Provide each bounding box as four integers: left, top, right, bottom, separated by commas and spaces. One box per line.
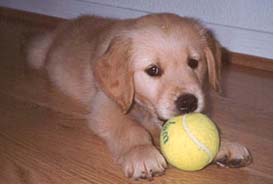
160, 113, 220, 171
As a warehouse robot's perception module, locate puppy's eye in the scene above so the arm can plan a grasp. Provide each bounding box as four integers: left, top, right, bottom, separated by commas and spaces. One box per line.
188, 58, 199, 69
145, 64, 162, 77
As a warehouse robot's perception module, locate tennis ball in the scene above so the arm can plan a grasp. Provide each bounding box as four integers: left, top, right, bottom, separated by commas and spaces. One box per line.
160, 113, 220, 171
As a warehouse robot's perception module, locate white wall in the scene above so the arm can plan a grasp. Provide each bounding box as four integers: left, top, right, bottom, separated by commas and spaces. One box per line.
0, 0, 272, 59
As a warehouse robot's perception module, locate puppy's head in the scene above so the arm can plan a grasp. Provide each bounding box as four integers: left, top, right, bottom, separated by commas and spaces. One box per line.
95, 14, 221, 121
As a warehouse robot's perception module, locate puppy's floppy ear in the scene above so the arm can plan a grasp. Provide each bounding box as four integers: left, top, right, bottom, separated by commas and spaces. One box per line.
94, 36, 134, 113
204, 31, 222, 92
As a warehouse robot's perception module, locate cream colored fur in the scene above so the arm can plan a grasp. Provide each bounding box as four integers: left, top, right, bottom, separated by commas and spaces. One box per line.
27, 13, 251, 179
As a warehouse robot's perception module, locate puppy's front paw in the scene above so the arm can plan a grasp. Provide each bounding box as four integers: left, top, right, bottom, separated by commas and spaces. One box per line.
215, 141, 252, 168
118, 145, 167, 180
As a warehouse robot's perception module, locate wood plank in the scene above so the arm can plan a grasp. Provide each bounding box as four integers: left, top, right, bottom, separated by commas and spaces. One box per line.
229, 52, 272, 72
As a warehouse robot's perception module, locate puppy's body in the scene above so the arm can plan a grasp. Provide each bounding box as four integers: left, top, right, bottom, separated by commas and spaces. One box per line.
28, 14, 251, 179
29, 16, 123, 103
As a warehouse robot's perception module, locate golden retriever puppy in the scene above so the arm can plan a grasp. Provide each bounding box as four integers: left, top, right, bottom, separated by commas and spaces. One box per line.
27, 13, 252, 179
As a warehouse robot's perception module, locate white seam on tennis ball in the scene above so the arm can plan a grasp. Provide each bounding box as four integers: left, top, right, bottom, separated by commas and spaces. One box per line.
182, 115, 213, 162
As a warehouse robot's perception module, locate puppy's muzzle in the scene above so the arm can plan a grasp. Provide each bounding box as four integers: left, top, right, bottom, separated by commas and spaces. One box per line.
175, 93, 198, 114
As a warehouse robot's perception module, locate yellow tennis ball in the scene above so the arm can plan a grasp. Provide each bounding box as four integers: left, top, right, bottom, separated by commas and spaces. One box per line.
160, 113, 220, 171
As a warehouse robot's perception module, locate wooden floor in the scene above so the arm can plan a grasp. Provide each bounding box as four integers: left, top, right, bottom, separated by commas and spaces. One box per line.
0, 8, 272, 183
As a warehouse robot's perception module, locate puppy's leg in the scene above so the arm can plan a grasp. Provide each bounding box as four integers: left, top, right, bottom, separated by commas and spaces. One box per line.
88, 92, 167, 179
214, 139, 252, 168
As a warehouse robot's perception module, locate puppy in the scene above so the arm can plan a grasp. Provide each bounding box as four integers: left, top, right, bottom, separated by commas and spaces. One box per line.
27, 13, 252, 179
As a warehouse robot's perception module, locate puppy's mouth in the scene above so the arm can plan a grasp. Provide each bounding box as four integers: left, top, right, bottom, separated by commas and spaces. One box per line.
156, 110, 178, 124
156, 111, 181, 125
156, 110, 197, 125
157, 116, 168, 123
157, 112, 184, 123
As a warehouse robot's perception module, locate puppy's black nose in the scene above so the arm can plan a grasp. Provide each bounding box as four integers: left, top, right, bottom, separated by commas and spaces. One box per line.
175, 93, 198, 114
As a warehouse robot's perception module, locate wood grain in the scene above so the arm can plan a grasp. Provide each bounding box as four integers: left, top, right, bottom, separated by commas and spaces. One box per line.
0, 7, 272, 183
229, 52, 272, 72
